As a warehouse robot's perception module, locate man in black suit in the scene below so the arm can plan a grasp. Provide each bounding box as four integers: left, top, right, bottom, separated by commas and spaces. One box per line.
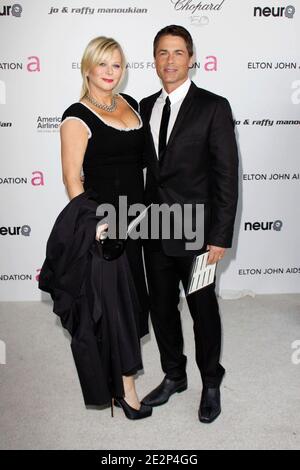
140, 25, 239, 423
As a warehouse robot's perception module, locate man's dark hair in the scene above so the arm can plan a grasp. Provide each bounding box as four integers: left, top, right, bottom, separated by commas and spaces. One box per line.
153, 25, 194, 57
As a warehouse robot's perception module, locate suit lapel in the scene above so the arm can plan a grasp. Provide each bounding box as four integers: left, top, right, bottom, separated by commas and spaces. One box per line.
143, 91, 161, 172
143, 91, 161, 124
143, 82, 198, 172
166, 82, 197, 151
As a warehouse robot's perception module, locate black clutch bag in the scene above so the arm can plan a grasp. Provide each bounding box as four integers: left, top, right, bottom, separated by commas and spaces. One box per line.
97, 236, 126, 261
96, 204, 152, 261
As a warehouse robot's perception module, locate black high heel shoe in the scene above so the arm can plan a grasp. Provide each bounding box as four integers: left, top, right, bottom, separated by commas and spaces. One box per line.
113, 397, 152, 420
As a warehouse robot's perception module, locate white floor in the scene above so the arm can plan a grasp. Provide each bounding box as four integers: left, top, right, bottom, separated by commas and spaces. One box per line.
0, 294, 300, 450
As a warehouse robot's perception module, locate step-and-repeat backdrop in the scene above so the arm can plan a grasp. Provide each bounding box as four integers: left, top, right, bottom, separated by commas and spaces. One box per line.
0, 0, 299, 300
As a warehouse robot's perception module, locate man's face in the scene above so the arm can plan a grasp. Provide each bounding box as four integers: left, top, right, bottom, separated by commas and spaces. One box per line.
154, 35, 193, 92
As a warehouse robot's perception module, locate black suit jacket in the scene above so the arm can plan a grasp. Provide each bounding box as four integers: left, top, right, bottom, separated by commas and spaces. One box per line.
140, 81, 239, 256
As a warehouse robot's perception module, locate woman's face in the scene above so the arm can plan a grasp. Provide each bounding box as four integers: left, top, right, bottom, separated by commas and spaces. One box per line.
87, 48, 123, 94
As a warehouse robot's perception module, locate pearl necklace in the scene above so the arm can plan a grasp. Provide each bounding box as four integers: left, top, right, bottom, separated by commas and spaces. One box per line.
85, 94, 117, 112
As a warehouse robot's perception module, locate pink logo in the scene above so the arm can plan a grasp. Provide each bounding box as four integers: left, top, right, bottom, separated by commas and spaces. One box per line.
31, 171, 45, 186
203, 56, 217, 72
27, 56, 40, 72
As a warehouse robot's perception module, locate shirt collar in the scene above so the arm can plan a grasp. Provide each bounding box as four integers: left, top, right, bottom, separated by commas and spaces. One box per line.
161, 78, 191, 105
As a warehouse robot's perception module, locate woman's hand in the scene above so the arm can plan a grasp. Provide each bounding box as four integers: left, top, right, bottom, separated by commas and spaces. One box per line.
95, 222, 109, 241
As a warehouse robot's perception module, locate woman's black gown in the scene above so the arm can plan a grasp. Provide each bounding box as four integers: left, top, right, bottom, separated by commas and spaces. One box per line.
39, 94, 149, 406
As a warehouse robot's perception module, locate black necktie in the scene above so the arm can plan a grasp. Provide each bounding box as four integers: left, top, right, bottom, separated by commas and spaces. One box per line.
158, 96, 171, 160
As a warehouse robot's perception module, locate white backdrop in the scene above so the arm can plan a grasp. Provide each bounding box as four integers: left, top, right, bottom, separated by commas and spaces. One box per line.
0, 0, 299, 301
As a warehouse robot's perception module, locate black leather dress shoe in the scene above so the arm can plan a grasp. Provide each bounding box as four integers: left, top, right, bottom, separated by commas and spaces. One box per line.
141, 376, 187, 407
198, 387, 221, 423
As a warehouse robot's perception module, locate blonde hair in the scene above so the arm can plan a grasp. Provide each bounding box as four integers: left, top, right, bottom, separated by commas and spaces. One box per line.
80, 36, 126, 99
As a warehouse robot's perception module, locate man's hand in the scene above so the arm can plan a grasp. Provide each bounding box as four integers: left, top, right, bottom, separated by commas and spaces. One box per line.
206, 245, 226, 265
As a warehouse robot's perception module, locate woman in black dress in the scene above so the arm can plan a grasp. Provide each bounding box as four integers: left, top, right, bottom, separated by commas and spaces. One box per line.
42, 36, 150, 419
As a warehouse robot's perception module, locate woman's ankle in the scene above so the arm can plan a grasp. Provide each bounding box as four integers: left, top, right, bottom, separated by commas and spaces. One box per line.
122, 378, 140, 408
